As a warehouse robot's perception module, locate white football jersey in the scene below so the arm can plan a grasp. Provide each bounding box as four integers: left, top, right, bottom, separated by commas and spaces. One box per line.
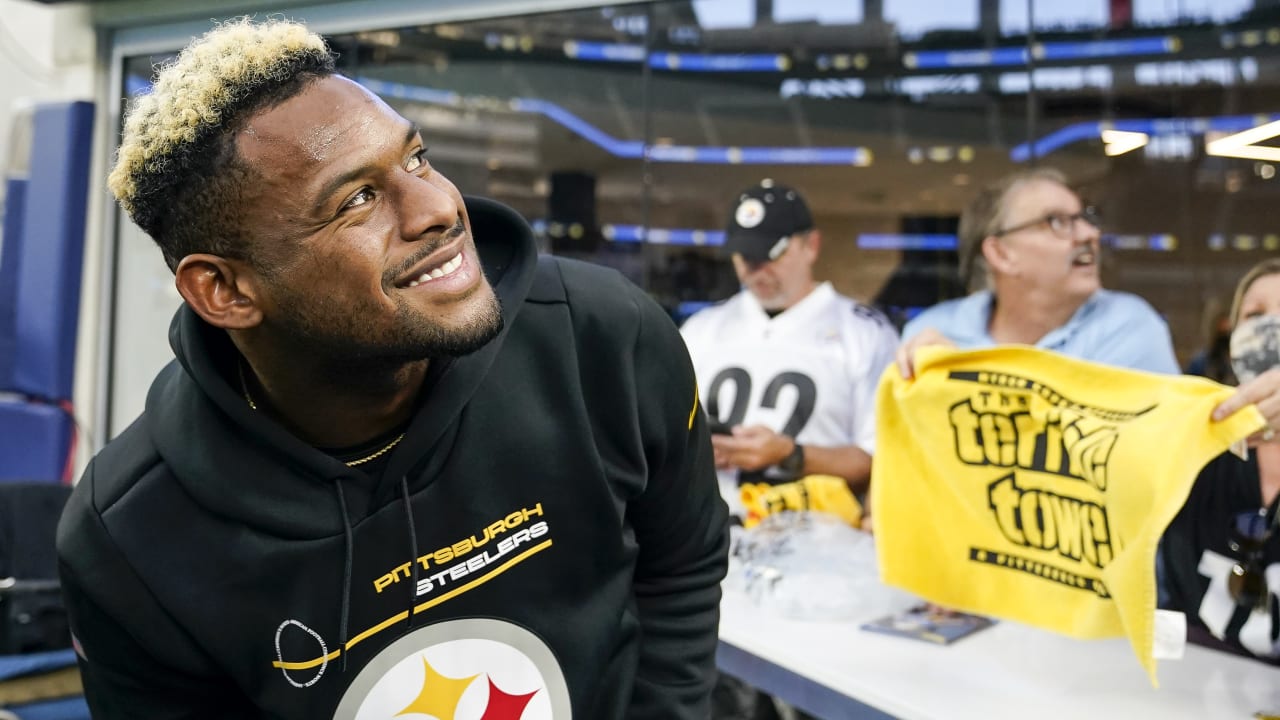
680, 283, 899, 512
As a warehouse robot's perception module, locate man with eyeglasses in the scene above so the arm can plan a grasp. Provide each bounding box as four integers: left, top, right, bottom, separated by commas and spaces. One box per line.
896, 167, 1179, 378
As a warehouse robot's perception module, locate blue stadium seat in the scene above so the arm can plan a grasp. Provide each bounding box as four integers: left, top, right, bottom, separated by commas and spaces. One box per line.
0, 404, 70, 484
8, 102, 93, 402
0, 178, 26, 392
0, 102, 92, 483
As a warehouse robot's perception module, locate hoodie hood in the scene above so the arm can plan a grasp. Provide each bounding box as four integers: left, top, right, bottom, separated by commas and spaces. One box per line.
145, 196, 538, 539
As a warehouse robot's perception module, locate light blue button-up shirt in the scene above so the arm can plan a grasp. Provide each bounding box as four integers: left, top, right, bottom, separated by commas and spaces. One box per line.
902, 289, 1180, 374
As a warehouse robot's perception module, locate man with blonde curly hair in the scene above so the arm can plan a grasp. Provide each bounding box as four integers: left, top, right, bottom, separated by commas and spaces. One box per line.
57, 17, 728, 719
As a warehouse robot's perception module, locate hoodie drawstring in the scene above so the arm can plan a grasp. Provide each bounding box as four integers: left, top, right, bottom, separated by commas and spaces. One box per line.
331, 475, 418, 674
333, 479, 355, 673
400, 476, 420, 630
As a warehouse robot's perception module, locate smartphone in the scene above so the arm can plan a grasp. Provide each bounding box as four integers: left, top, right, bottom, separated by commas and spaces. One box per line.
708, 420, 734, 435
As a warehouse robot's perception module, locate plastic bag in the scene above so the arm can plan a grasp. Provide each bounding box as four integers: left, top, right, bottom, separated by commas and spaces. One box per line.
727, 511, 916, 621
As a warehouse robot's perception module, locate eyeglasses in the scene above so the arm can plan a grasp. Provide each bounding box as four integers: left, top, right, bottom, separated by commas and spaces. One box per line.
993, 206, 1103, 240
1226, 507, 1276, 611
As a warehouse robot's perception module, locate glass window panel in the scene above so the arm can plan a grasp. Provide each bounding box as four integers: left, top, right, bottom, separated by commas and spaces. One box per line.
1002, 0, 1108, 35
691, 0, 755, 29
1023, 3, 1280, 365
886, 0, 978, 40
775, 0, 864, 25
1134, 0, 1254, 27
644, 0, 1027, 326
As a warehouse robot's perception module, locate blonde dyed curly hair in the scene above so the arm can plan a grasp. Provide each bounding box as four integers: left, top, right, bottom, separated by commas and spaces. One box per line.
108, 17, 336, 270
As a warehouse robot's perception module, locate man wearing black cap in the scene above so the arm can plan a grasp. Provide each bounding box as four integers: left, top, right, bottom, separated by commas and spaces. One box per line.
680, 179, 900, 516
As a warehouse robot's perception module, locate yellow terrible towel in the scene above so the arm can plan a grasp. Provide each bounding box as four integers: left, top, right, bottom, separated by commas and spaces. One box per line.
871, 346, 1265, 683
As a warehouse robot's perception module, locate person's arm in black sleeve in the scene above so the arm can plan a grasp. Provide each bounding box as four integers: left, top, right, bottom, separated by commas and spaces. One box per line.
626, 290, 732, 719
57, 464, 251, 719
61, 571, 251, 719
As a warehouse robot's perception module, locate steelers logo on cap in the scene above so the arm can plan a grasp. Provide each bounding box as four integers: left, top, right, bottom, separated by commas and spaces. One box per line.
735, 198, 766, 229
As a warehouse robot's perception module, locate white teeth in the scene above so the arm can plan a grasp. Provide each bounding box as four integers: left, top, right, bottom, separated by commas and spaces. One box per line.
404, 251, 463, 287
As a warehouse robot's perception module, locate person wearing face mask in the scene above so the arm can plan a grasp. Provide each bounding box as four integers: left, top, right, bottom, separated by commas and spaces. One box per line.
679, 180, 900, 518
895, 168, 1180, 379
1160, 259, 1280, 665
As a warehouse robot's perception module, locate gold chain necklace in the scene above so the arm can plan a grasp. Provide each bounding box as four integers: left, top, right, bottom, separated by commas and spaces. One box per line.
237, 361, 405, 467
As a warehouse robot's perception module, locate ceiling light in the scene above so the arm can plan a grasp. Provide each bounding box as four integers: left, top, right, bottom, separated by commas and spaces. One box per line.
1101, 129, 1148, 156
1206, 118, 1280, 161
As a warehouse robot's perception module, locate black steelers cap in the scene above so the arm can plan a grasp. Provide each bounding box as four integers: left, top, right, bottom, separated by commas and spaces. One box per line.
723, 179, 814, 263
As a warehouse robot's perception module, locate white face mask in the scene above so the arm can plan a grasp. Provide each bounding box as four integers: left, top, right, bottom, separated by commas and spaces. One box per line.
1230, 314, 1280, 384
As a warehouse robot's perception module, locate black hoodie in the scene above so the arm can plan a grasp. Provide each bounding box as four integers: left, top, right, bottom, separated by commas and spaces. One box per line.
57, 198, 730, 719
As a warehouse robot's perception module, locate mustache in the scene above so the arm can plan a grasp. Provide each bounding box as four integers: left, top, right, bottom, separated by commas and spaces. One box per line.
1070, 244, 1096, 262
384, 217, 466, 284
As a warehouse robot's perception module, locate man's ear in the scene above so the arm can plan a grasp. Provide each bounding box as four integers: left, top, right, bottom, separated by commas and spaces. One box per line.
803, 229, 822, 258
981, 236, 1015, 276
174, 254, 264, 329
